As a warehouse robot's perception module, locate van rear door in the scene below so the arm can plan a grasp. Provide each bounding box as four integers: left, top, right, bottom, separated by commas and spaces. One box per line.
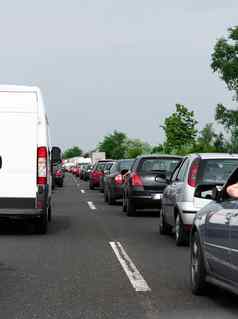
0, 92, 38, 202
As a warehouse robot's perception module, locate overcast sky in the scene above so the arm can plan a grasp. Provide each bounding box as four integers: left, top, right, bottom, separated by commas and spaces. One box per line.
0, 0, 237, 151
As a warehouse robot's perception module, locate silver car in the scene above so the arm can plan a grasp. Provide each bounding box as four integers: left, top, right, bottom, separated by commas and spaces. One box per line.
160, 153, 238, 246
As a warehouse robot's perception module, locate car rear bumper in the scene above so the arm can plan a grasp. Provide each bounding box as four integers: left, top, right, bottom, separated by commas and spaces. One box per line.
129, 191, 163, 209
0, 208, 44, 220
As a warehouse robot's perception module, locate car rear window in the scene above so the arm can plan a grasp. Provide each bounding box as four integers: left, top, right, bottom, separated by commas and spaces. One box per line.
119, 160, 134, 171
96, 162, 106, 170
200, 159, 238, 183
138, 158, 181, 173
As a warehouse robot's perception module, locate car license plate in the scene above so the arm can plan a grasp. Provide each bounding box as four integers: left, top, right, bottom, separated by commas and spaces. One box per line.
153, 194, 162, 200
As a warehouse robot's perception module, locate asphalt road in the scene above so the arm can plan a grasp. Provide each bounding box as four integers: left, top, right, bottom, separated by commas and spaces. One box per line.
0, 174, 238, 319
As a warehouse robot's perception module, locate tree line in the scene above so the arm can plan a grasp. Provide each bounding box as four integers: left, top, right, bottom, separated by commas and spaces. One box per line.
64, 25, 238, 160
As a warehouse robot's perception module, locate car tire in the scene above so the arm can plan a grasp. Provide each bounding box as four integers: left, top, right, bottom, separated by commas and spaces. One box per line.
48, 203, 52, 222
36, 213, 48, 234
126, 198, 136, 216
159, 209, 171, 235
122, 193, 127, 212
175, 214, 189, 246
104, 188, 108, 202
108, 190, 115, 205
89, 181, 94, 190
190, 231, 207, 295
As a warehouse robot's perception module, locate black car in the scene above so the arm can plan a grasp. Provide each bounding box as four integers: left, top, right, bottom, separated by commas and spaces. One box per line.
99, 161, 116, 193
53, 163, 64, 187
81, 164, 93, 181
123, 155, 183, 216
190, 167, 238, 296
104, 159, 134, 204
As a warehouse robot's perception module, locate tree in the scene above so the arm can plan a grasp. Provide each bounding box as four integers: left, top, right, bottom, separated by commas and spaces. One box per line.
211, 26, 238, 100
98, 130, 128, 159
215, 103, 238, 152
161, 104, 198, 154
151, 144, 164, 154
125, 139, 151, 158
63, 146, 83, 159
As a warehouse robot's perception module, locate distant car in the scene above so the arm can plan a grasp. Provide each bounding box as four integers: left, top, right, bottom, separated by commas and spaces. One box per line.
81, 164, 93, 181
123, 155, 182, 216
104, 159, 134, 204
89, 160, 113, 189
160, 153, 238, 246
190, 167, 238, 296
99, 161, 116, 193
54, 165, 64, 187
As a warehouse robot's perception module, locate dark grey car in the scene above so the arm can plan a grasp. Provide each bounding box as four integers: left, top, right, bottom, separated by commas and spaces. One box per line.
190, 167, 238, 296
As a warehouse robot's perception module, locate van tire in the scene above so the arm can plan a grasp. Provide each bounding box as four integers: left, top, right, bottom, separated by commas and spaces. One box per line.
36, 214, 48, 234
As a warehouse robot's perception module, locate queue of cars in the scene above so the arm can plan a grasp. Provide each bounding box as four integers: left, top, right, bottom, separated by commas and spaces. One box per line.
70, 152, 238, 298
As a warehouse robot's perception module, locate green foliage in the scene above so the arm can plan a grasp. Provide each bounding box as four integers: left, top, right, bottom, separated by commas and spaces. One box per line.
211, 26, 238, 100
125, 139, 152, 158
161, 104, 198, 154
215, 104, 238, 152
98, 130, 128, 159
151, 144, 164, 154
63, 146, 83, 159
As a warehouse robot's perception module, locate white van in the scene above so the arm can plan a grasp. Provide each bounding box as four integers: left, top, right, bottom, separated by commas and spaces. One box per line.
0, 85, 56, 234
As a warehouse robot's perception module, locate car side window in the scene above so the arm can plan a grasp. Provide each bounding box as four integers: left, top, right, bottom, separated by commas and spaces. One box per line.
177, 158, 189, 182
131, 159, 139, 172
110, 163, 118, 174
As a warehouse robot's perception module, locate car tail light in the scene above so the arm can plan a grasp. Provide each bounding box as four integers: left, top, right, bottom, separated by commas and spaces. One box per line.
56, 170, 62, 177
131, 172, 143, 187
188, 161, 199, 188
115, 174, 123, 185
37, 146, 47, 185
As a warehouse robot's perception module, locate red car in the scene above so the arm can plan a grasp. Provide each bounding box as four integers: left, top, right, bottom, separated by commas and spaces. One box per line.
89, 160, 112, 190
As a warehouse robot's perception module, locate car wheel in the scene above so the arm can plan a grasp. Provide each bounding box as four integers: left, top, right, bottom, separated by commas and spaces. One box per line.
104, 188, 108, 202
190, 231, 207, 295
175, 214, 189, 246
122, 193, 127, 212
108, 190, 115, 205
127, 198, 136, 216
89, 181, 94, 190
36, 213, 48, 234
48, 203, 52, 222
159, 209, 171, 235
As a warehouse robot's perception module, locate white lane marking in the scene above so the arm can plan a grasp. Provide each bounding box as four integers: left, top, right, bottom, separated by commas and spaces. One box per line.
109, 241, 151, 292
88, 201, 96, 210
71, 175, 80, 188
81, 189, 85, 194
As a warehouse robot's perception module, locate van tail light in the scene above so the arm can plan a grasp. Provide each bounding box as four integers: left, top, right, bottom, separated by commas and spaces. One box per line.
188, 161, 199, 188
114, 174, 123, 185
131, 172, 143, 187
37, 146, 47, 185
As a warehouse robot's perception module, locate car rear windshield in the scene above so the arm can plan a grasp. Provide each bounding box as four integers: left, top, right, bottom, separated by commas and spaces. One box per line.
200, 159, 238, 183
105, 162, 114, 170
119, 160, 134, 171
139, 158, 181, 173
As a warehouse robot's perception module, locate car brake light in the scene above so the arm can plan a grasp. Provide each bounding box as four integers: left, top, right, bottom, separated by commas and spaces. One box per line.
188, 161, 199, 188
55, 170, 62, 177
115, 174, 123, 185
131, 172, 143, 187
37, 146, 47, 185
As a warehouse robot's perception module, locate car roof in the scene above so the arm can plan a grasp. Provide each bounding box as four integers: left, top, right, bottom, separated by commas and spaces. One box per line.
136, 154, 183, 159
0, 85, 40, 93
188, 153, 238, 160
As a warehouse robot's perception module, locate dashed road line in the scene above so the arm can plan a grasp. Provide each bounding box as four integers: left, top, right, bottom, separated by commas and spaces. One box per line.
109, 241, 151, 292
81, 189, 85, 194
88, 201, 96, 210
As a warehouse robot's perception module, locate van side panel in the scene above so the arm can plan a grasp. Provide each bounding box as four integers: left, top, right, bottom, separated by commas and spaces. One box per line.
0, 92, 38, 200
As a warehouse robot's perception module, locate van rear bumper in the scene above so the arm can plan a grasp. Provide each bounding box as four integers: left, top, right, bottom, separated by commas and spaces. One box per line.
0, 209, 43, 219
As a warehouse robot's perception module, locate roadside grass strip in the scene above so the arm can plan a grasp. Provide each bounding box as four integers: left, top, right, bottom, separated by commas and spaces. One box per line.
110, 241, 151, 292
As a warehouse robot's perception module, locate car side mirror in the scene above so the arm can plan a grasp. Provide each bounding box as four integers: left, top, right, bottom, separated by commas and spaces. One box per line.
194, 184, 223, 201
51, 146, 62, 164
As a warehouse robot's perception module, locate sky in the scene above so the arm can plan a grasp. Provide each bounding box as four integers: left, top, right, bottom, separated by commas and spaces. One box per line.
0, 0, 237, 151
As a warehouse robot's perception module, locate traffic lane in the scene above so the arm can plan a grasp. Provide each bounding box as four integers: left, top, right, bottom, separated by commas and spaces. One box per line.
82, 181, 238, 319
0, 175, 149, 319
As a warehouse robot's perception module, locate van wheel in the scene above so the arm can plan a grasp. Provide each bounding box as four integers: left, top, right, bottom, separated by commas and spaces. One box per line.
127, 198, 136, 216
36, 214, 48, 234
48, 204, 52, 222
190, 232, 207, 295
175, 214, 188, 246
160, 209, 171, 235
